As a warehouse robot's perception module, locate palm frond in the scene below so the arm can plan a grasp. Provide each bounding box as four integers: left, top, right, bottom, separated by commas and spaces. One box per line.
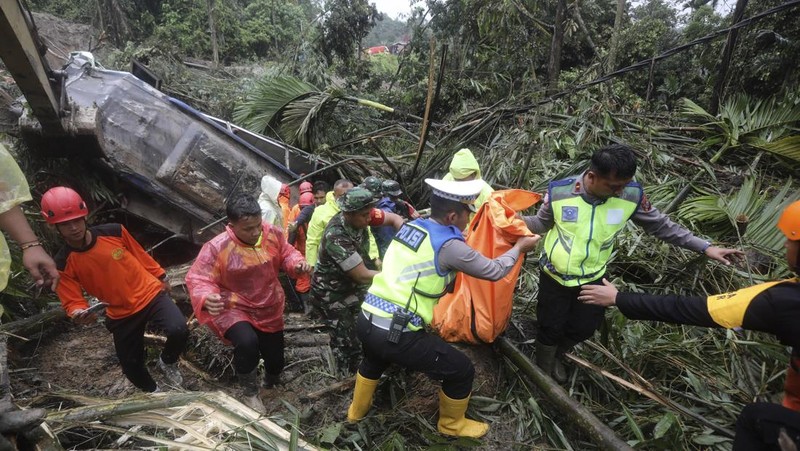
678, 175, 799, 256
679, 98, 716, 123
680, 95, 800, 163
233, 75, 318, 135
749, 135, 800, 163
279, 91, 343, 150
47, 391, 320, 450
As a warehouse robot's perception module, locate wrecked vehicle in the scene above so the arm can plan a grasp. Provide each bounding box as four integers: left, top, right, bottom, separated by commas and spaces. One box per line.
11, 51, 324, 242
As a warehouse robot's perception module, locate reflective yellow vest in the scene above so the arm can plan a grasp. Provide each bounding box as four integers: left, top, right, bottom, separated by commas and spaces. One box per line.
364, 219, 463, 330
542, 178, 642, 287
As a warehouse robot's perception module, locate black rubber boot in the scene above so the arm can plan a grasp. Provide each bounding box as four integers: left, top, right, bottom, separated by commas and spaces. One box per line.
0, 408, 46, 434
535, 342, 558, 377
553, 340, 578, 383
264, 372, 281, 389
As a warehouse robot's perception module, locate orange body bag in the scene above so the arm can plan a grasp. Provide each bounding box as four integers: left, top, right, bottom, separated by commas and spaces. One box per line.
432, 189, 541, 344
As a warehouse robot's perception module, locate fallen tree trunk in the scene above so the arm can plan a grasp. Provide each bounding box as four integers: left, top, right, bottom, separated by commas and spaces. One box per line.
0, 309, 65, 336
46, 393, 202, 423
496, 337, 633, 451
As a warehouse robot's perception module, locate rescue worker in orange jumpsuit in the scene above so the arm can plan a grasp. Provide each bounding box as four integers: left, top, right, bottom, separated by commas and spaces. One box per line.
579, 200, 800, 450
278, 184, 292, 232
287, 191, 315, 311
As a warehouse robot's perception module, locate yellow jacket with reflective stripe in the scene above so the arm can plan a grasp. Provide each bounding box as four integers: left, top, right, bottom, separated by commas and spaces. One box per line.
365, 219, 463, 330
305, 191, 378, 267
542, 178, 641, 287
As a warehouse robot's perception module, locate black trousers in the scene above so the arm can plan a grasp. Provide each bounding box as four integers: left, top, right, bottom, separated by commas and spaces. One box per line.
734, 402, 800, 450
105, 292, 188, 392
224, 321, 285, 377
355, 312, 474, 399
536, 271, 606, 346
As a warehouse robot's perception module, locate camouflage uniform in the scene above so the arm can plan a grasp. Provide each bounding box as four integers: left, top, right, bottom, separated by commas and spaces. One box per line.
362, 176, 383, 200
310, 188, 376, 372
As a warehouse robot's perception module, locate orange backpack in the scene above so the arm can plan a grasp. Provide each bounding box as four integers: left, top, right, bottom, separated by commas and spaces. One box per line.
432, 189, 541, 344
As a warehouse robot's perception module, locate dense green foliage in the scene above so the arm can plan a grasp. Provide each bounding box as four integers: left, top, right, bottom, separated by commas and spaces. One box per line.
30, 0, 318, 60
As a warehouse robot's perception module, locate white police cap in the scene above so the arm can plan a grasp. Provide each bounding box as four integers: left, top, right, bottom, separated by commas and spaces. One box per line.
425, 178, 484, 212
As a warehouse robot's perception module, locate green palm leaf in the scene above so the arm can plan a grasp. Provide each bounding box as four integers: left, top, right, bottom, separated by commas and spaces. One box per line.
279, 90, 343, 150
679, 95, 800, 162
749, 135, 800, 162
678, 176, 799, 255
233, 76, 318, 135
679, 98, 716, 124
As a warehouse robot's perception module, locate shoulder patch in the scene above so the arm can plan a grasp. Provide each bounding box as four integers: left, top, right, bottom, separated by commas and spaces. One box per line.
393, 224, 427, 252
549, 178, 579, 202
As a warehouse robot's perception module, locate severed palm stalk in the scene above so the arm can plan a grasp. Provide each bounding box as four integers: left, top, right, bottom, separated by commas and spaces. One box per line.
46, 391, 318, 450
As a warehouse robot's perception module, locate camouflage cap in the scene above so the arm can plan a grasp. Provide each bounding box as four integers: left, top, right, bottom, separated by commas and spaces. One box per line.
381, 179, 402, 197
338, 187, 377, 212
362, 176, 383, 193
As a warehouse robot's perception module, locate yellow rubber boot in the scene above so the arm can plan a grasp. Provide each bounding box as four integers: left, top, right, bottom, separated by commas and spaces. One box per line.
347, 372, 379, 422
437, 389, 489, 438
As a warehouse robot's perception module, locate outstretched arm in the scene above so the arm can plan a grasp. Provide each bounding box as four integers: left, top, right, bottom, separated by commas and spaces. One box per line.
580, 279, 717, 327
0, 206, 59, 290
438, 235, 540, 281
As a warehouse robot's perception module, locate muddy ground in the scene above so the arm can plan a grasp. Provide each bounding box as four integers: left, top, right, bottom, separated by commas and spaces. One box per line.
6, 295, 543, 450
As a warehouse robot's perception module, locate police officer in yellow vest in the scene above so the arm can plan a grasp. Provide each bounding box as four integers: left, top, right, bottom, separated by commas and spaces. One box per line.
522, 144, 743, 382
346, 178, 540, 438
579, 200, 800, 450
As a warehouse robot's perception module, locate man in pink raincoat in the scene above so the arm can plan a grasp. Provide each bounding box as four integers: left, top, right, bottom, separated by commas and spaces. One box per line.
186, 193, 311, 412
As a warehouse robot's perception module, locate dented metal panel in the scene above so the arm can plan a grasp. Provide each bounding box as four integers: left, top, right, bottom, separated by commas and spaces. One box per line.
16, 54, 324, 241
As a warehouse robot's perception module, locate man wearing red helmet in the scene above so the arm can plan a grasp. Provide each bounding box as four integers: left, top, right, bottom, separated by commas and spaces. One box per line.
41, 187, 188, 392
288, 192, 316, 250
580, 200, 800, 450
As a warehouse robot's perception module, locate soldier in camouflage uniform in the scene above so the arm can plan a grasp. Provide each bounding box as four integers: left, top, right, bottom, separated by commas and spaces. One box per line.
361, 176, 383, 200
310, 187, 383, 373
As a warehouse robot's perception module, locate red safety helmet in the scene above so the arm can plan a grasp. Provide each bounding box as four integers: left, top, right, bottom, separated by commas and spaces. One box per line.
299, 181, 313, 194
299, 192, 314, 207
40, 187, 89, 225
778, 200, 800, 241
279, 184, 290, 198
